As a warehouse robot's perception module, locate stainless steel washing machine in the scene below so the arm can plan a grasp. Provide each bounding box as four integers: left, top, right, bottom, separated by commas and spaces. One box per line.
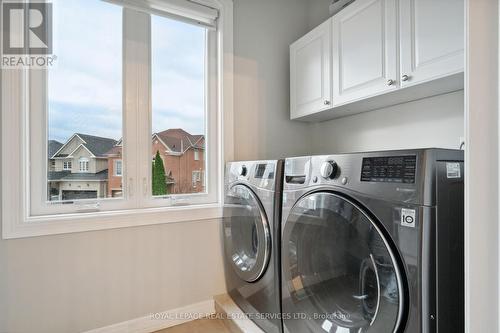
223, 160, 284, 333
281, 149, 464, 333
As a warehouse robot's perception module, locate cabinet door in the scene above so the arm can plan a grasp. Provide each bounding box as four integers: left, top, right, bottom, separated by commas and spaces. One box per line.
332, 0, 398, 105
400, 0, 464, 87
290, 19, 332, 119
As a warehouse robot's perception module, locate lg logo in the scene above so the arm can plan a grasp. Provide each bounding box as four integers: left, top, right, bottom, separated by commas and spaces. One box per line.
2, 2, 52, 55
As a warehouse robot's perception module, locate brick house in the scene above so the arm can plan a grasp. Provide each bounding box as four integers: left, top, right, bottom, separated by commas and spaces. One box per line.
106, 129, 205, 196
105, 141, 124, 198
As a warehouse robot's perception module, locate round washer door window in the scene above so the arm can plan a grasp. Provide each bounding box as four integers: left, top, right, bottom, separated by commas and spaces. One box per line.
282, 192, 405, 333
224, 184, 271, 282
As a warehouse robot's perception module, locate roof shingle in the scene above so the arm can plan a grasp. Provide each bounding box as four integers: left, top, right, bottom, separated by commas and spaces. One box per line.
156, 129, 204, 153
53, 133, 118, 158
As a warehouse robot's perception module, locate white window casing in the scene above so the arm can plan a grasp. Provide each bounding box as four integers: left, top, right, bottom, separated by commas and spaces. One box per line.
1, 0, 234, 239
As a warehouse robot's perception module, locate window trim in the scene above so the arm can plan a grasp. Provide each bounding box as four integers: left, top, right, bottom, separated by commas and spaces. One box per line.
1, 0, 233, 239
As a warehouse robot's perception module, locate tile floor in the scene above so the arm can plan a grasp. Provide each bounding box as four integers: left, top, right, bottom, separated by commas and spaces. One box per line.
154, 318, 232, 333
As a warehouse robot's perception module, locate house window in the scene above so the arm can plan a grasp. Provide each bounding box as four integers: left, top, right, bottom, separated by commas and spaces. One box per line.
2, 0, 227, 237
192, 171, 201, 187
114, 160, 122, 176
194, 149, 200, 161
79, 158, 89, 172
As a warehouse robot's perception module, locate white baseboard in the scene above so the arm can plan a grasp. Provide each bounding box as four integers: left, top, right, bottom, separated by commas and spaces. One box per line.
84, 299, 215, 333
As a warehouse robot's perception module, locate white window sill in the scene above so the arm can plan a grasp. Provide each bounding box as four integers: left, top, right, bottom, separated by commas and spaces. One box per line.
2, 204, 223, 239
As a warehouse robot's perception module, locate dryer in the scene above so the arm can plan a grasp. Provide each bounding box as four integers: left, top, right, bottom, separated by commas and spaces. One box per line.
281, 149, 464, 333
223, 160, 284, 333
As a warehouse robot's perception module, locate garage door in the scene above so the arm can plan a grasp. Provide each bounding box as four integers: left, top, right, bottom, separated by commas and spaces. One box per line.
62, 191, 98, 200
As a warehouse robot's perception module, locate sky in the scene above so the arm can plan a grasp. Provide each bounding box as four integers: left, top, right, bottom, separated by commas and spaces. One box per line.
48, 0, 206, 143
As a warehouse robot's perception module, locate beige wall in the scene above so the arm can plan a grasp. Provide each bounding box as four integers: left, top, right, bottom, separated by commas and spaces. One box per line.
309, 91, 465, 154
306, 0, 331, 30
233, 0, 312, 160
0, 220, 225, 333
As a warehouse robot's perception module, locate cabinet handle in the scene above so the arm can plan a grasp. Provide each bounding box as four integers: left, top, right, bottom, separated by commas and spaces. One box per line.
324, 100, 331, 105
402, 75, 410, 82
387, 79, 395, 86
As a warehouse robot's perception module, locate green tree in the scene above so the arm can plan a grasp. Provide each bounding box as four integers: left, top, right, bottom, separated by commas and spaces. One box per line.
152, 151, 167, 195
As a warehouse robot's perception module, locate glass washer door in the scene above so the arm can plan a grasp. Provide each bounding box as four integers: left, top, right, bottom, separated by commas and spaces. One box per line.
224, 184, 271, 282
282, 192, 405, 333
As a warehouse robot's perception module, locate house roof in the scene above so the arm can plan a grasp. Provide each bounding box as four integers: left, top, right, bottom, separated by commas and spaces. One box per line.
105, 129, 205, 156
48, 140, 63, 158
53, 133, 118, 158
155, 129, 205, 153
48, 170, 109, 182
105, 145, 122, 157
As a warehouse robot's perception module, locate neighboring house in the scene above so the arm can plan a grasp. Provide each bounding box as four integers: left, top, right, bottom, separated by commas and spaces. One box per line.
48, 133, 117, 201
106, 140, 123, 198
106, 129, 205, 196
48, 140, 63, 172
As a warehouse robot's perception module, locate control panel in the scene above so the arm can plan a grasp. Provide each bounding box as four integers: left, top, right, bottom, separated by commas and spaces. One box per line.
255, 163, 275, 180
361, 155, 417, 183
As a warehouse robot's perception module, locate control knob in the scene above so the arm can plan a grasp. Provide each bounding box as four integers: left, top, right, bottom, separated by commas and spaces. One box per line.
237, 165, 248, 177
320, 161, 338, 179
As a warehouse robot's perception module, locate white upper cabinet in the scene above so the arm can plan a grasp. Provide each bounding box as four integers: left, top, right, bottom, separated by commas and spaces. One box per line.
332, 0, 398, 105
290, 19, 332, 119
290, 0, 464, 121
399, 0, 465, 87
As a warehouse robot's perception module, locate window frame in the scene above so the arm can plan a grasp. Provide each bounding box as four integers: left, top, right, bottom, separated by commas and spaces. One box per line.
79, 158, 90, 173
192, 170, 201, 187
1, 0, 234, 239
63, 161, 72, 170
143, 12, 217, 207
114, 159, 123, 177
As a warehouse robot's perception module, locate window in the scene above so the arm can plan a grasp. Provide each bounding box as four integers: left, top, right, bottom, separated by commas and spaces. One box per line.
79, 158, 89, 172
114, 160, 122, 176
151, 13, 206, 197
2, 0, 230, 238
45, 0, 123, 203
192, 171, 201, 188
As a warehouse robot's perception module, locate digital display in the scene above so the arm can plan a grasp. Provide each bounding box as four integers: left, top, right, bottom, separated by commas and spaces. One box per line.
255, 164, 274, 179
361, 155, 416, 183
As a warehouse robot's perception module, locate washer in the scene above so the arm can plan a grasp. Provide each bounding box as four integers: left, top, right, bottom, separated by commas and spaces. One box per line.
281, 149, 464, 333
223, 160, 284, 333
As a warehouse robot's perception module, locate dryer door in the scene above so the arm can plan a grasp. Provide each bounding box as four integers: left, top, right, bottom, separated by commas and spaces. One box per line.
224, 184, 271, 282
282, 192, 405, 333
